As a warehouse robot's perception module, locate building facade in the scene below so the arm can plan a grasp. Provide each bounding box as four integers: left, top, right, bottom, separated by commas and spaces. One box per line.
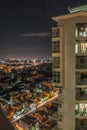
52, 6, 87, 130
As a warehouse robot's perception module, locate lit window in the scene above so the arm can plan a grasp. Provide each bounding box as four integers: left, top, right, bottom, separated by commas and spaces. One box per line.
85, 27, 87, 32
75, 23, 87, 37
75, 43, 79, 53
75, 40, 87, 54
75, 103, 87, 116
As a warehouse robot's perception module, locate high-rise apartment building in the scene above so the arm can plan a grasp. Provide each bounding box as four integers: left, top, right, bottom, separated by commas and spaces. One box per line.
52, 5, 87, 130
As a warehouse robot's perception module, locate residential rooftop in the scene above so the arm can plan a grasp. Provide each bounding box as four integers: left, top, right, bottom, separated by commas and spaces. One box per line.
52, 4, 87, 21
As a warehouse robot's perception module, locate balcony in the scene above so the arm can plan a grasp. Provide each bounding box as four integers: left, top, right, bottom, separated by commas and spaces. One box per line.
76, 56, 87, 69
52, 49, 60, 53
75, 125, 87, 130
75, 40, 87, 54
76, 64, 87, 69
52, 57, 60, 68
58, 99, 63, 103
52, 41, 60, 53
53, 72, 60, 84
58, 113, 63, 118
58, 116, 62, 122
76, 79, 87, 85
76, 72, 87, 85
58, 93, 63, 103
52, 28, 60, 38
76, 88, 87, 101
75, 110, 87, 117
75, 23, 87, 38
75, 103, 87, 117
75, 118, 87, 130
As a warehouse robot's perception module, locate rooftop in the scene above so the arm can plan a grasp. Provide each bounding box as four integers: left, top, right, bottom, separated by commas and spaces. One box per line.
52, 5, 87, 22
68, 4, 87, 14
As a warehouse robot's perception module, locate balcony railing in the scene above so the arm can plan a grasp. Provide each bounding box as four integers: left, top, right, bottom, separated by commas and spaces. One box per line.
75, 126, 87, 130
52, 65, 60, 68
76, 93, 87, 100
52, 50, 60, 53
58, 98, 63, 103
52, 29, 60, 38
58, 128, 62, 130
76, 79, 87, 85
75, 109, 87, 116
76, 64, 87, 69
58, 113, 63, 118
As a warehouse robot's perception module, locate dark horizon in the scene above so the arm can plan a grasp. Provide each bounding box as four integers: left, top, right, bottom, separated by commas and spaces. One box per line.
0, 0, 87, 58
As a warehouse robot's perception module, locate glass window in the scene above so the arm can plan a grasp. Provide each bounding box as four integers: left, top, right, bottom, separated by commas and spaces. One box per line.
75, 23, 87, 37
75, 40, 87, 54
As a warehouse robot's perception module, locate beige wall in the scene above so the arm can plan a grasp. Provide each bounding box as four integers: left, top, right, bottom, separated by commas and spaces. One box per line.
58, 16, 87, 130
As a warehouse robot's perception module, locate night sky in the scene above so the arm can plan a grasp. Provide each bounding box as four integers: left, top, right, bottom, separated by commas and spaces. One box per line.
0, 0, 87, 59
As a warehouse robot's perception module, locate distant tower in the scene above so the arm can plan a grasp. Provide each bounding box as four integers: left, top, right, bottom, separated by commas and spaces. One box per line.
52, 5, 87, 130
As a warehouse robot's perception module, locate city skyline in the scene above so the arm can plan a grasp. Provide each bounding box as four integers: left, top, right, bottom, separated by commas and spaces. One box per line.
0, 0, 87, 58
